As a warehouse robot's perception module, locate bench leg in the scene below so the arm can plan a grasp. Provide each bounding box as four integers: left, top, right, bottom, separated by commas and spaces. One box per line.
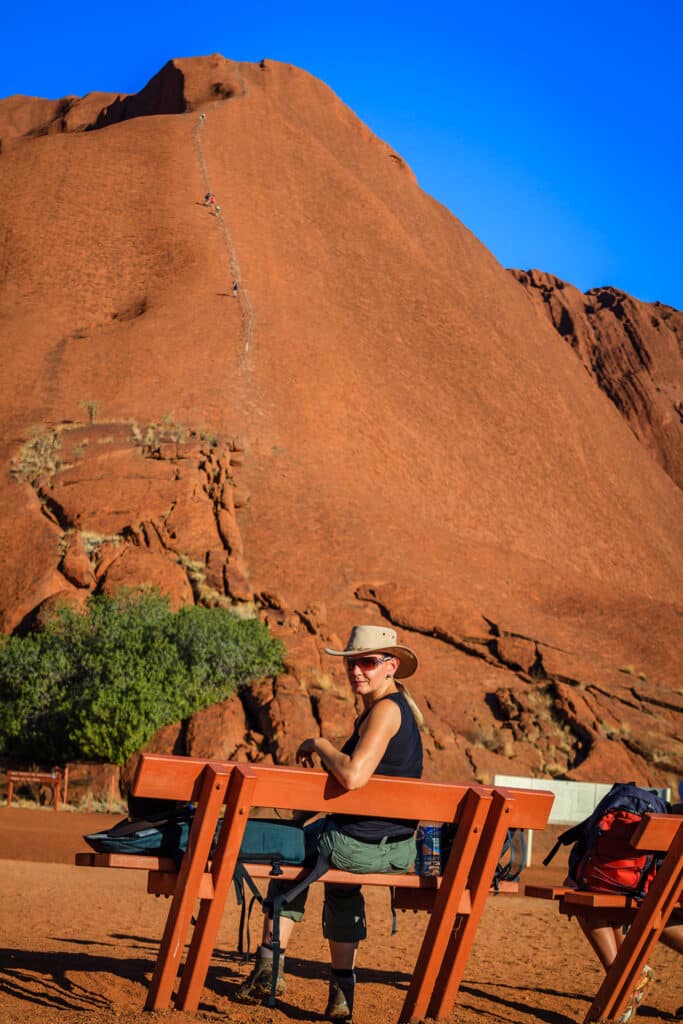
175, 764, 257, 1011
585, 822, 683, 1023
399, 787, 491, 1023
145, 764, 231, 1010
427, 789, 513, 1020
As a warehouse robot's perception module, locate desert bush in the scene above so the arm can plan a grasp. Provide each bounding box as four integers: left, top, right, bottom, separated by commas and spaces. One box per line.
11, 427, 62, 485
0, 590, 284, 766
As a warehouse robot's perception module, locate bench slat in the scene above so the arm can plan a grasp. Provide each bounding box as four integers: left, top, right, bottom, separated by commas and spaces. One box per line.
562, 891, 640, 909
76, 852, 519, 912
524, 885, 573, 900
145, 866, 475, 913
76, 851, 176, 870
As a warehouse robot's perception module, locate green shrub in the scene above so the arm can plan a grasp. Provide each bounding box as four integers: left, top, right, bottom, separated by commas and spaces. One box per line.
0, 590, 284, 765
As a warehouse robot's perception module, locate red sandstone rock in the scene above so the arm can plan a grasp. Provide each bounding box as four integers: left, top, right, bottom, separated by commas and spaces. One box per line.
99, 547, 193, 608
204, 548, 228, 592
216, 507, 243, 558
163, 470, 220, 561
466, 743, 543, 786
421, 736, 477, 783
65, 762, 121, 808
493, 637, 537, 674
277, 630, 324, 689
566, 738, 661, 788
224, 564, 253, 601
93, 539, 124, 579
248, 673, 319, 765
355, 582, 491, 642
0, 481, 63, 632
186, 697, 249, 760
510, 269, 683, 489
121, 721, 185, 793
0, 56, 681, 789
32, 587, 89, 628
46, 452, 179, 533
316, 690, 355, 746
60, 532, 95, 588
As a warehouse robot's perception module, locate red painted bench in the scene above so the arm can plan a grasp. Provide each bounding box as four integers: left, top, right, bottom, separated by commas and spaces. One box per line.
76, 753, 553, 1021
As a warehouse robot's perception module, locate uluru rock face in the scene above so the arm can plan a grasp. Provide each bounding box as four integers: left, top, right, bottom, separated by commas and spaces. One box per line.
0, 57, 681, 789
510, 269, 683, 489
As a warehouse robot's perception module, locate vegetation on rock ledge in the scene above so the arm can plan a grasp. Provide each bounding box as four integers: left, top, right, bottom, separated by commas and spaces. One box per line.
0, 590, 284, 765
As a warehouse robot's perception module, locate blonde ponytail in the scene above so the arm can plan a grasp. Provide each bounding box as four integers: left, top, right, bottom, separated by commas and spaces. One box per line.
396, 680, 425, 730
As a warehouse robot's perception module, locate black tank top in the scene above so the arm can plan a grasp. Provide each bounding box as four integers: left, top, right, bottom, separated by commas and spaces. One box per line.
332, 690, 423, 842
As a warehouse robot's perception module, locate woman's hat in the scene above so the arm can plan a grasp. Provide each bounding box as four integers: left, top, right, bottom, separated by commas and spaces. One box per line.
324, 625, 418, 679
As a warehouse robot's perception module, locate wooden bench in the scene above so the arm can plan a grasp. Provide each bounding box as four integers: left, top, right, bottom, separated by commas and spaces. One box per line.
6, 766, 66, 809
525, 812, 683, 1023
76, 753, 553, 1021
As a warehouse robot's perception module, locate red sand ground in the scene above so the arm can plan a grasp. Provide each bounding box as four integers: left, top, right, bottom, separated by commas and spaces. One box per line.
1, 806, 681, 1023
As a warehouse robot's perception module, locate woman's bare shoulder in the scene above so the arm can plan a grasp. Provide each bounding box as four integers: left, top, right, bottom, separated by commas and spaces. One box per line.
360, 695, 402, 731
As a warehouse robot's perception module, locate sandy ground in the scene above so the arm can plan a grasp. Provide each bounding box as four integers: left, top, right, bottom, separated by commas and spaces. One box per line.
0, 807, 681, 1024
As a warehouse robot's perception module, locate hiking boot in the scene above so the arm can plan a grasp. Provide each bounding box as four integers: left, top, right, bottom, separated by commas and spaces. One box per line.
325, 973, 355, 1022
234, 954, 285, 1003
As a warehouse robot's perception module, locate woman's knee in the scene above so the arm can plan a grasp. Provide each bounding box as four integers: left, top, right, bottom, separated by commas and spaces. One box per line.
266, 878, 308, 922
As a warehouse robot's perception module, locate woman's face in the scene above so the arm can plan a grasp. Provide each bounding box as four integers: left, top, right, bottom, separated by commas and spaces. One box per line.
344, 653, 399, 697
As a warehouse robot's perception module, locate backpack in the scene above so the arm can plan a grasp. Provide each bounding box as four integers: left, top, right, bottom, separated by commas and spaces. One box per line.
84, 807, 308, 873
440, 825, 527, 887
84, 803, 195, 867
543, 781, 669, 898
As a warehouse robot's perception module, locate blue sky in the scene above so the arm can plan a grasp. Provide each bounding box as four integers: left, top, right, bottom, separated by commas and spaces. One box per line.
3, 1, 682, 308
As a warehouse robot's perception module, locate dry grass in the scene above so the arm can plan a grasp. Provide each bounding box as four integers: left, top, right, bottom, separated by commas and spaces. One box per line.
11, 427, 62, 485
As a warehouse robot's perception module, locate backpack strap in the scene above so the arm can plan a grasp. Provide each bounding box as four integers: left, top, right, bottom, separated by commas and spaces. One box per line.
543, 821, 586, 866
389, 886, 398, 935
495, 828, 528, 884
233, 863, 265, 956
263, 852, 331, 1007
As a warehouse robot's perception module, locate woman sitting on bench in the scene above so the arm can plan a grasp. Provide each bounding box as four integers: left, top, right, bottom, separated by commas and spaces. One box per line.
235, 624, 424, 1022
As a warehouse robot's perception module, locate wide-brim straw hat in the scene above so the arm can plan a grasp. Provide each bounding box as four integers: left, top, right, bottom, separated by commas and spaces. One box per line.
324, 625, 418, 679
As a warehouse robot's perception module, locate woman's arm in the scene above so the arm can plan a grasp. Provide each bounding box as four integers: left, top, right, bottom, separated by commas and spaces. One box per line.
296, 699, 401, 790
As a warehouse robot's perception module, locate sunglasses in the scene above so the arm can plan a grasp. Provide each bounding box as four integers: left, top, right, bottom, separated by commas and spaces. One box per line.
344, 655, 393, 673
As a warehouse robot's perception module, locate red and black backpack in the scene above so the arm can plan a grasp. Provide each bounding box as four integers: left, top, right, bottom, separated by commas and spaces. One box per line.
544, 782, 669, 898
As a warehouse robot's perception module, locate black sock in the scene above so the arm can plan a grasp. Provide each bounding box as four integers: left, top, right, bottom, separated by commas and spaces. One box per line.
331, 968, 354, 979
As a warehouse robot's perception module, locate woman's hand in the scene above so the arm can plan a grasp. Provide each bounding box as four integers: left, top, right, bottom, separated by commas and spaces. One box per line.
296, 738, 318, 768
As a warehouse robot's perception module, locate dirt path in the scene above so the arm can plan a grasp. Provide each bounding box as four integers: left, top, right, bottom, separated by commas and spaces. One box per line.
1, 808, 681, 1023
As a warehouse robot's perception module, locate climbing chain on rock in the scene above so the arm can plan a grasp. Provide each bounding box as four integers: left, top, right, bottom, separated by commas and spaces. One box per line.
193, 113, 255, 358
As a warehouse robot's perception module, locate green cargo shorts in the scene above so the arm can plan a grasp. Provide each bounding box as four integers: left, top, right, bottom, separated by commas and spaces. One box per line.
267, 822, 416, 943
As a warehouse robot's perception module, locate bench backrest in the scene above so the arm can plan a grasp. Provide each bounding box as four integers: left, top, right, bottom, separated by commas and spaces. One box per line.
133, 753, 553, 828
128, 754, 554, 1021
630, 813, 683, 851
